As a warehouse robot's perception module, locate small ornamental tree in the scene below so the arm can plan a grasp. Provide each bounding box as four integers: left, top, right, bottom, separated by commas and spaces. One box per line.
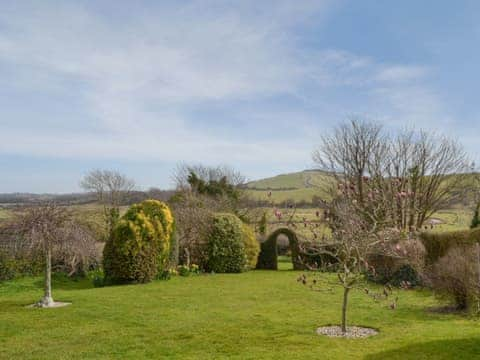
103, 200, 174, 284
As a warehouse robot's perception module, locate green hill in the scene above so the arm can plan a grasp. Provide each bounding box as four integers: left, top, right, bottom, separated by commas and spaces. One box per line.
244, 170, 333, 204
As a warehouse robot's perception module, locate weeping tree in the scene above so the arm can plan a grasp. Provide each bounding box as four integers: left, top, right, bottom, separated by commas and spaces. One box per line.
9, 204, 95, 307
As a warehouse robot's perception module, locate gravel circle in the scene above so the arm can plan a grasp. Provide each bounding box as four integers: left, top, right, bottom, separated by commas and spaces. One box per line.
316, 326, 378, 338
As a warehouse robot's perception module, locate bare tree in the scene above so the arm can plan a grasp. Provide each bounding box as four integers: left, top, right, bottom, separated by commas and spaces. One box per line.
314, 119, 470, 230
80, 169, 135, 238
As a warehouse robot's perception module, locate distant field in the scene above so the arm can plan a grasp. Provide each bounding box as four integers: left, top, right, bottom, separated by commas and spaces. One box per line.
0, 208, 12, 221
429, 209, 474, 232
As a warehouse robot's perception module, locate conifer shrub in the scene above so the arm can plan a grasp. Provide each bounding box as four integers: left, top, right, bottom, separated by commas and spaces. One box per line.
103, 200, 174, 284
206, 213, 246, 273
241, 223, 260, 270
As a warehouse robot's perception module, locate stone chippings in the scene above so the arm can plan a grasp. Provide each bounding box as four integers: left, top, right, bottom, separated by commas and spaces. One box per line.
316, 326, 378, 338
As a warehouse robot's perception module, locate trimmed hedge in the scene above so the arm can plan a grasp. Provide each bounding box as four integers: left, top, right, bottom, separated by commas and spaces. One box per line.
256, 228, 304, 270
103, 200, 174, 284
420, 228, 480, 265
241, 223, 260, 269
206, 213, 246, 273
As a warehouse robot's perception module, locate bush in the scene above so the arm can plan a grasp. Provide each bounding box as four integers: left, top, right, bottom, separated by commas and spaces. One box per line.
241, 224, 260, 269
87, 268, 105, 288
103, 200, 174, 284
206, 213, 246, 273
0, 251, 16, 282
367, 238, 425, 287
427, 244, 480, 311
0, 250, 43, 282
420, 228, 480, 265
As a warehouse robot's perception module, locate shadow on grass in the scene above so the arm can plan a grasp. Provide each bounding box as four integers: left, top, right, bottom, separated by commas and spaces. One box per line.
365, 338, 480, 359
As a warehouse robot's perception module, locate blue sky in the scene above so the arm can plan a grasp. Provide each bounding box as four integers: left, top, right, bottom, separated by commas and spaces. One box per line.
0, 0, 479, 193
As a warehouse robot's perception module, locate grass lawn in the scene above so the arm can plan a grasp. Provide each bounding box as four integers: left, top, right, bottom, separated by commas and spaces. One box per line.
1, 271, 480, 359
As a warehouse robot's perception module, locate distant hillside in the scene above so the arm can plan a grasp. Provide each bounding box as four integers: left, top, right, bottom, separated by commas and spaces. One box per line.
244, 170, 333, 205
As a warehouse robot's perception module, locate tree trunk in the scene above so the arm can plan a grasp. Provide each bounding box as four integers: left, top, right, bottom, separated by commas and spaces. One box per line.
39, 247, 54, 307
341, 287, 350, 334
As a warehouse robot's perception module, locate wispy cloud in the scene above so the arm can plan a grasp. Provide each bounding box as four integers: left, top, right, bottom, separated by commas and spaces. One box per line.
0, 0, 473, 191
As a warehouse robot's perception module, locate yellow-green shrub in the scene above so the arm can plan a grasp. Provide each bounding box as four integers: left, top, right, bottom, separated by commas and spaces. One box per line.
241, 223, 260, 270
103, 200, 174, 283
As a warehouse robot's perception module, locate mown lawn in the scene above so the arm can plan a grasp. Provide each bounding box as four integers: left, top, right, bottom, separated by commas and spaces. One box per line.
1, 271, 479, 359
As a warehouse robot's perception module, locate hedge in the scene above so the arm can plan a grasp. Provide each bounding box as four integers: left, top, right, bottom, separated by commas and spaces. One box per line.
256, 228, 304, 270
103, 200, 174, 284
206, 213, 246, 273
420, 228, 480, 265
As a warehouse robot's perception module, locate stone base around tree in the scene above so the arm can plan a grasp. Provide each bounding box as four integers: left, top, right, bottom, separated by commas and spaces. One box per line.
26, 301, 72, 309
316, 326, 378, 338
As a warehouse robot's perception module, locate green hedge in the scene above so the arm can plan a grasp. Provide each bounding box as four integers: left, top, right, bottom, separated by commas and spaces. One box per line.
206, 213, 246, 273
420, 228, 480, 265
256, 228, 304, 270
103, 200, 174, 284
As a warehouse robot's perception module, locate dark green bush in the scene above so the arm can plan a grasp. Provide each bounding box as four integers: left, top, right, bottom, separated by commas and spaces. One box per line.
103, 200, 174, 284
206, 213, 246, 273
420, 228, 480, 265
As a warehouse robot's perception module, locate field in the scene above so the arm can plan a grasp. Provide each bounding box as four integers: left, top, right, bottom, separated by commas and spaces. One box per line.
1, 270, 479, 359
0, 208, 12, 221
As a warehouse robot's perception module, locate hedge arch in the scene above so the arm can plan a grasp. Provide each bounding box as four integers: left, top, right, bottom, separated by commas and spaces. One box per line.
256, 228, 305, 270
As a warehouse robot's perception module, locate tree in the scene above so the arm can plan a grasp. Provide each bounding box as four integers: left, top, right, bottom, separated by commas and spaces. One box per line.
297, 176, 409, 334
80, 169, 135, 238
313, 118, 470, 231
171, 164, 260, 267
9, 204, 95, 307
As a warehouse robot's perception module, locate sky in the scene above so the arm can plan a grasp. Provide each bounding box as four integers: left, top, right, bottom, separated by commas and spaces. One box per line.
0, 0, 479, 193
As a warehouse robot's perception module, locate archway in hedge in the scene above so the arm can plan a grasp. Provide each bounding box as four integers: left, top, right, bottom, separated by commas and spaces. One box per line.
256, 228, 305, 270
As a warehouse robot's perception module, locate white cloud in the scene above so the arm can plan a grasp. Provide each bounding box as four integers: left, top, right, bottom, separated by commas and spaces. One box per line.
1, 0, 467, 180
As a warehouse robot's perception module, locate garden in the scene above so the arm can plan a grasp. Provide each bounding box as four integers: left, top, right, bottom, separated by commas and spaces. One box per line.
1, 120, 480, 359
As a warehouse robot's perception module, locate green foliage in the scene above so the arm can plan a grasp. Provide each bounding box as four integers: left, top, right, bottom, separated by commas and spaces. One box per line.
87, 268, 105, 288
420, 228, 480, 265
0, 251, 43, 282
188, 171, 240, 201
258, 212, 267, 236
103, 200, 174, 284
256, 228, 304, 270
0, 251, 16, 281
206, 213, 246, 273
241, 223, 260, 269
471, 203, 480, 229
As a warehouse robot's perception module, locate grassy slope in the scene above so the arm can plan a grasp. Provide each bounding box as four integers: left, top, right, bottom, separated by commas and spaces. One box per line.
245, 170, 332, 203
1, 272, 479, 359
